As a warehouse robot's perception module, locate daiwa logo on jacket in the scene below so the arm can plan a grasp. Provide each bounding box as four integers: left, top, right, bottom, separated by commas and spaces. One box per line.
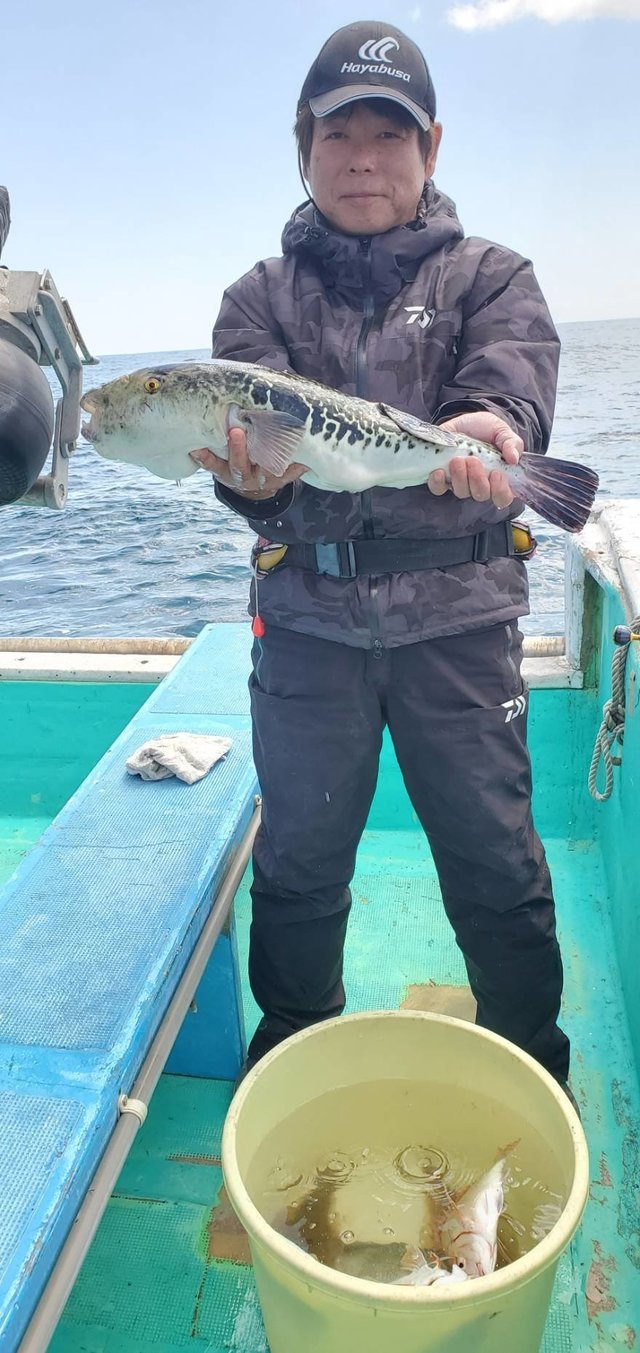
405, 306, 436, 329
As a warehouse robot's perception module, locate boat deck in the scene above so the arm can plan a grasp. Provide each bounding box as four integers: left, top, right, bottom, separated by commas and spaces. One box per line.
50, 825, 640, 1353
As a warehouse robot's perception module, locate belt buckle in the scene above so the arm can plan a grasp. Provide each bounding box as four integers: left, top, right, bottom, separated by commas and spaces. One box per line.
314, 542, 357, 578
471, 530, 490, 564
338, 541, 357, 577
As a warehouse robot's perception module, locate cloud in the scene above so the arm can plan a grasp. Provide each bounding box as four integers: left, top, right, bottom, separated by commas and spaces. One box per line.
446, 0, 640, 29
408, 4, 423, 18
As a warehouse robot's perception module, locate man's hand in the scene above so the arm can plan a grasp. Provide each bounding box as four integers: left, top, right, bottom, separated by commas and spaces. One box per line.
427, 412, 523, 508
189, 428, 308, 499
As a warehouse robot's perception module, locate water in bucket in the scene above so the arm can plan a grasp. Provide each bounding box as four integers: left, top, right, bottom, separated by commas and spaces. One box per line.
248, 1077, 566, 1286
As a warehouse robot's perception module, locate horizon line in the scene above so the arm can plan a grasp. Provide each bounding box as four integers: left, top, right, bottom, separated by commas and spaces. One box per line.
93, 313, 640, 362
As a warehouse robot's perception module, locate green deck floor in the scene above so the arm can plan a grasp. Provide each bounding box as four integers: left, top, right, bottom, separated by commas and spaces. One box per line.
0, 681, 154, 892
0, 815, 50, 886
51, 827, 640, 1353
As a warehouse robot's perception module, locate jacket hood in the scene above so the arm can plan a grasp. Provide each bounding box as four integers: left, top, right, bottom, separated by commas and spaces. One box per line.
281, 182, 464, 304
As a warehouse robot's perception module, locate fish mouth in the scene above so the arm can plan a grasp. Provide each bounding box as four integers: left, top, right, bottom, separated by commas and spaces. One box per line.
80, 393, 97, 443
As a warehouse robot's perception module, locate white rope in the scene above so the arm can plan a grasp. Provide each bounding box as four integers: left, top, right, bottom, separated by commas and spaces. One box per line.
588, 617, 640, 802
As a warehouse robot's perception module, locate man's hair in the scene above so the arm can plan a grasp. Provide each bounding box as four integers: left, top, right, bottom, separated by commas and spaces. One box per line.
294, 98, 432, 173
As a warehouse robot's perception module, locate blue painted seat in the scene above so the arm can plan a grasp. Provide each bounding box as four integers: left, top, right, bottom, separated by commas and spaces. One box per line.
0, 623, 257, 1350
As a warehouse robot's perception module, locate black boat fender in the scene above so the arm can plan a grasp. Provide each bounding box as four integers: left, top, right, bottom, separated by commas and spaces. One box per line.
0, 336, 54, 505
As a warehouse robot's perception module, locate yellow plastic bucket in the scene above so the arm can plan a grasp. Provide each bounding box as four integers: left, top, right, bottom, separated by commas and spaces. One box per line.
222, 1011, 589, 1353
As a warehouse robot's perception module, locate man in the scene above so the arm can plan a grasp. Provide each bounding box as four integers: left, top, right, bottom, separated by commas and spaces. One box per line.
192, 21, 571, 1091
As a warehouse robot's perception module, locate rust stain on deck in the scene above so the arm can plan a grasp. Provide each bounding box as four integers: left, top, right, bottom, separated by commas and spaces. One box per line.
585, 1241, 617, 1321
594, 1154, 613, 1188
401, 982, 476, 1022
590, 1153, 614, 1202
115, 1194, 167, 1205
207, 1184, 252, 1265
612, 1077, 640, 1269
190, 1268, 208, 1341
168, 1153, 222, 1167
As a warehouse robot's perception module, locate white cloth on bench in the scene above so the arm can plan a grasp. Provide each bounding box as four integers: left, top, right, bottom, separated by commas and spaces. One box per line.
126, 733, 232, 784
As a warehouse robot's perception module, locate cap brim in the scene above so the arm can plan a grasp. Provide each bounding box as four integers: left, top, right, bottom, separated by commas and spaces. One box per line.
309, 86, 431, 131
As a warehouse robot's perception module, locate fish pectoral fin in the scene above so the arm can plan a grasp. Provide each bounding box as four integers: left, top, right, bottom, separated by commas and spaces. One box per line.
378, 405, 460, 449
239, 408, 306, 477
400, 1245, 425, 1272
497, 1139, 521, 1159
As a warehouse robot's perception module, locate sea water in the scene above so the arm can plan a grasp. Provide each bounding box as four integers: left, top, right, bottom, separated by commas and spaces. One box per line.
3, 317, 639, 639
247, 1077, 567, 1286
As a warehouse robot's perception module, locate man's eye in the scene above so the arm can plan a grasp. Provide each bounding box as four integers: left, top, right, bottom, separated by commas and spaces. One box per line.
325, 131, 346, 140
380, 131, 402, 140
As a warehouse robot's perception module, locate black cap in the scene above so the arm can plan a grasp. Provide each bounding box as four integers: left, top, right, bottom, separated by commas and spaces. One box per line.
298, 21, 436, 131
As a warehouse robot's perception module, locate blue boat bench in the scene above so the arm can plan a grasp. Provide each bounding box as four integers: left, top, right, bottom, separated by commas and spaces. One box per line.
0, 624, 257, 1351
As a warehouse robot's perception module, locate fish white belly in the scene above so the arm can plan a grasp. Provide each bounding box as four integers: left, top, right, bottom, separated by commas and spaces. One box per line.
300, 434, 438, 493
97, 438, 201, 481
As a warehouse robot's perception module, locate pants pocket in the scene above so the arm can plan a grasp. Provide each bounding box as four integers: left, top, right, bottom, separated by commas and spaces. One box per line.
504, 622, 526, 698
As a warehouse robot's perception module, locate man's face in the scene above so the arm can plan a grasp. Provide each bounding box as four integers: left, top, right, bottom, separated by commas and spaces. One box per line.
306, 101, 441, 236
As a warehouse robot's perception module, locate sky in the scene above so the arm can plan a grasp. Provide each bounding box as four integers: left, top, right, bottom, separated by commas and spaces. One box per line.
2, 0, 639, 354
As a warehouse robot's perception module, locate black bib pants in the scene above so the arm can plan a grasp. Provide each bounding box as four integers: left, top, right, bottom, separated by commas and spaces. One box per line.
246, 620, 570, 1083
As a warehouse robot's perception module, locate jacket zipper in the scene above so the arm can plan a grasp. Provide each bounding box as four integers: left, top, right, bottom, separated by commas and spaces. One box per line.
356, 298, 377, 537
354, 238, 383, 657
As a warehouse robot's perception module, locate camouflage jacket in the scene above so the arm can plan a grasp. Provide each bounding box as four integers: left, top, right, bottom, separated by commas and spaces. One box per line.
211, 185, 560, 648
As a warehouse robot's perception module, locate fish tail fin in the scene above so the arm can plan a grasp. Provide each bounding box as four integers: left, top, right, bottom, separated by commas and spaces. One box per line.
514, 453, 599, 533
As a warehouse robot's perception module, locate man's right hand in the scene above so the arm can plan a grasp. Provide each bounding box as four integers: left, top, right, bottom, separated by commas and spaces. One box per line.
189, 427, 308, 500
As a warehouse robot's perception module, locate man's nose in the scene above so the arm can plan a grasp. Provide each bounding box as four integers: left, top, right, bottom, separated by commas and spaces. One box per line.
347, 145, 377, 172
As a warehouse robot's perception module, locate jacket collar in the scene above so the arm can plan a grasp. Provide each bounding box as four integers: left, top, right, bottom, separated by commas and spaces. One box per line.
281, 183, 464, 305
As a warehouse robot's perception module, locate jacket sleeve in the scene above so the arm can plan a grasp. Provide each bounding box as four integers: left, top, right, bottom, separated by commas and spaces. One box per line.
211, 262, 298, 521
212, 262, 293, 371
432, 247, 560, 454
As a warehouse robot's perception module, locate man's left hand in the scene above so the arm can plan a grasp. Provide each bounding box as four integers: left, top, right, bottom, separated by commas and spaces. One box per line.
427, 412, 523, 508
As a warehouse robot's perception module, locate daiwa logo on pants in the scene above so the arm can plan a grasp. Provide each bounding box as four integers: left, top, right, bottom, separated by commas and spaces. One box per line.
501, 694, 527, 723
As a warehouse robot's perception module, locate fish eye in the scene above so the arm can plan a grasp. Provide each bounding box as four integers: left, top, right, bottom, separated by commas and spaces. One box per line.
144, 377, 161, 394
